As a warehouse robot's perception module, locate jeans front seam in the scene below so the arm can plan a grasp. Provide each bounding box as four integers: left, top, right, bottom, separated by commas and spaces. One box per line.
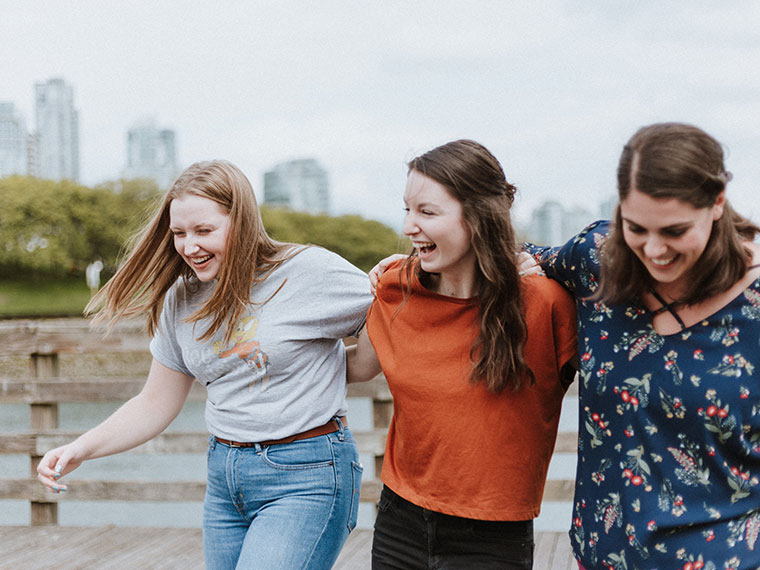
301, 430, 341, 569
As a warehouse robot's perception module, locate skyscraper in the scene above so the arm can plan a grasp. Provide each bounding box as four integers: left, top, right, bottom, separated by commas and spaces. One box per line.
123, 117, 178, 189
0, 102, 28, 177
263, 158, 330, 214
34, 78, 80, 182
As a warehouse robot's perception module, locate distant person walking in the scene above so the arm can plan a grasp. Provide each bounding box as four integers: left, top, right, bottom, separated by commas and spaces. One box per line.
37, 160, 372, 570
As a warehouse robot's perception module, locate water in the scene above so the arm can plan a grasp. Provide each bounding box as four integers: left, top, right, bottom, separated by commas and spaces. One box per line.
1, 395, 577, 531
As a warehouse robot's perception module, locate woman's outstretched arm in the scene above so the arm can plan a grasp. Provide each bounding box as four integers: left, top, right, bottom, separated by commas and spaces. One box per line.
36, 358, 195, 492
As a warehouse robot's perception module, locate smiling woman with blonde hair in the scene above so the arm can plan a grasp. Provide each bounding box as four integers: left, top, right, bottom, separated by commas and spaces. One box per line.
37, 160, 373, 570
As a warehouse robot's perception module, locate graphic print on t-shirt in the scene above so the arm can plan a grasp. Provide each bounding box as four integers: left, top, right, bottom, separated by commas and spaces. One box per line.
212, 315, 270, 391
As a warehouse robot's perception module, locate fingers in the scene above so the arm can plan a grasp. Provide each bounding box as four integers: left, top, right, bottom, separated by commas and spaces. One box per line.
369, 254, 409, 295
36, 448, 72, 494
516, 252, 544, 277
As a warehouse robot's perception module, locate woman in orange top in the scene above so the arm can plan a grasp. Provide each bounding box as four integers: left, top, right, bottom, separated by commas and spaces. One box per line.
347, 139, 577, 569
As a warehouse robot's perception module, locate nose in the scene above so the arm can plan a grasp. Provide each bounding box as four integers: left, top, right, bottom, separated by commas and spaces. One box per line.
402, 212, 419, 236
643, 235, 668, 258
183, 235, 200, 256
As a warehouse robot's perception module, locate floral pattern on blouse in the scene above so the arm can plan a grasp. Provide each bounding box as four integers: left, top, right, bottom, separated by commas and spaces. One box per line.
526, 220, 760, 570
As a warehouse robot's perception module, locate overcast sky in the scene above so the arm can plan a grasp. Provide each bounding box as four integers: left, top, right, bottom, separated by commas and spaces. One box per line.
3, 1, 759, 231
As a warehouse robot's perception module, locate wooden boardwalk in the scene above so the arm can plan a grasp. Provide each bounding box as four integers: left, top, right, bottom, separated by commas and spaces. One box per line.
0, 526, 573, 570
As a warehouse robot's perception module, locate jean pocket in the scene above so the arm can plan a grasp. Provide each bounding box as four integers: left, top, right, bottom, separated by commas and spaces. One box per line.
261, 441, 334, 471
347, 460, 363, 532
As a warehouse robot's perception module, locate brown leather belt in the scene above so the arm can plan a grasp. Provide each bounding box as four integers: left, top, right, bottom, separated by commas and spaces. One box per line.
214, 416, 347, 447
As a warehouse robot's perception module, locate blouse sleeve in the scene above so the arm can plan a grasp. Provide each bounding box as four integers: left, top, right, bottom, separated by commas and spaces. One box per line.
523, 220, 611, 299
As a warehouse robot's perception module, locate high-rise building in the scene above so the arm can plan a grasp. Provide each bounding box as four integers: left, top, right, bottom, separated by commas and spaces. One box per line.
263, 158, 330, 214
33, 78, 80, 182
529, 200, 594, 246
0, 102, 28, 177
531, 200, 566, 246
123, 117, 178, 189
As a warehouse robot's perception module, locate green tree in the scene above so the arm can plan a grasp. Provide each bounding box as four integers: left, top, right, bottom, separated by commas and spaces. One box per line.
260, 207, 405, 271
0, 176, 160, 278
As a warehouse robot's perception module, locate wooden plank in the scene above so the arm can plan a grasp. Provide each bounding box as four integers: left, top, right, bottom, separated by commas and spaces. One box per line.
334, 528, 373, 569
534, 531, 558, 569
542, 479, 576, 502
0, 527, 572, 570
0, 478, 208, 502
553, 431, 578, 453
0, 429, 388, 456
548, 532, 577, 570
0, 476, 385, 503
0, 377, 207, 404
0, 319, 150, 355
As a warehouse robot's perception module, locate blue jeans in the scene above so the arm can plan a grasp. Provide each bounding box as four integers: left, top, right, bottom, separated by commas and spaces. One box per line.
372, 486, 534, 570
203, 421, 363, 570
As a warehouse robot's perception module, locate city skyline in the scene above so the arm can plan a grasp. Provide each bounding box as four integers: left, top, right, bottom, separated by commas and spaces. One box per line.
2, 2, 760, 232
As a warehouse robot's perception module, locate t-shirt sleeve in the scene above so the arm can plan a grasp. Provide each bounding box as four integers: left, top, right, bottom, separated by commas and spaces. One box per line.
312, 249, 374, 339
149, 283, 193, 377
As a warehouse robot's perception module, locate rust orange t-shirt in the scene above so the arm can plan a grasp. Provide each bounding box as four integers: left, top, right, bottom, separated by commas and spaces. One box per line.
366, 260, 577, 521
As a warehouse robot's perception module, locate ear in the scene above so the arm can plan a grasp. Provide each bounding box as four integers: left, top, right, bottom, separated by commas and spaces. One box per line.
712, 191, 726, 221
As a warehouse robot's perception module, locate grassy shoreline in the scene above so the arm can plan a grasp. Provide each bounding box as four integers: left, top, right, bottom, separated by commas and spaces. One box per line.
0, 277, 91, 318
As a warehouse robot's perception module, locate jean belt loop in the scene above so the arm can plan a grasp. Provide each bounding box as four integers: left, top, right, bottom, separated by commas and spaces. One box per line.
209, 435, 217, 450
254, 442, 263, 454
334, 415, 345, 441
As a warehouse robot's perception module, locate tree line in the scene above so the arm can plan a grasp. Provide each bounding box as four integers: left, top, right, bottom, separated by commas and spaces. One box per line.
0, 176, 405, 279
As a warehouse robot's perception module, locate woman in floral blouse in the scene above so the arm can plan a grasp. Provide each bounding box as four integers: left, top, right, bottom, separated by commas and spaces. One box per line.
526, 123, 760, 569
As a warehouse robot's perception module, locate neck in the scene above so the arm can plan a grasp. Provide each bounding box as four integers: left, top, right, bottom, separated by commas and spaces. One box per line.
430, 272, 478, 299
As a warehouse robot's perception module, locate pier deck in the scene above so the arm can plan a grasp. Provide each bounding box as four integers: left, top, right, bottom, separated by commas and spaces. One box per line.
0, 526, 574, 570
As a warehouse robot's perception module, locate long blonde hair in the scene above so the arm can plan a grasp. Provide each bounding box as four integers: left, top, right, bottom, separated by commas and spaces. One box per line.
86, 160, 297, 342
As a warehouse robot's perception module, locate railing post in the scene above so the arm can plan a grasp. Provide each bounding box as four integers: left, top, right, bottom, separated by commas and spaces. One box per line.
371, 391, 393, 486
29, 352, 60, 526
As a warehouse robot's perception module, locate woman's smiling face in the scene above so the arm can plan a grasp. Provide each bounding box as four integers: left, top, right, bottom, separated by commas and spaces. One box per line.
620, 187, 725, 298
402, 170, 476, 285
169, 193, 231, 282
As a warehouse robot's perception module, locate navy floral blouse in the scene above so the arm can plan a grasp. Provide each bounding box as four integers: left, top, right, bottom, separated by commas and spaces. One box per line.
528, 220, 760, 570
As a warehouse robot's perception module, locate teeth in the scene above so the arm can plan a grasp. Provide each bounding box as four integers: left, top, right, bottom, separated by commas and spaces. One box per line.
192, 255, 212, 265
651, 257, 675, 266
414, 241, 435, 252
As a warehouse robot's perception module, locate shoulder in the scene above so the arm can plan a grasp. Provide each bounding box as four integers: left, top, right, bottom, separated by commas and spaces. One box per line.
376, 259, 415, 294
521, 275, 574, 312
283, 245, 359, 270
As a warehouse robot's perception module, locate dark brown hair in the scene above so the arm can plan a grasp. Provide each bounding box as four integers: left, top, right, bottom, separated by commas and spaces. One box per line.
86, 160, 298, 342
401, 139, 533, 392
599, 122, 760, 305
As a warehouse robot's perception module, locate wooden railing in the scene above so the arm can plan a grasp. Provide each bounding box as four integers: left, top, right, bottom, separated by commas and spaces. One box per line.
0, 318, 576, 526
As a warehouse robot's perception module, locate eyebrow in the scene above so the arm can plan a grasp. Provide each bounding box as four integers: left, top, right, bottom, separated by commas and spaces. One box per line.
622, 217, 693, 231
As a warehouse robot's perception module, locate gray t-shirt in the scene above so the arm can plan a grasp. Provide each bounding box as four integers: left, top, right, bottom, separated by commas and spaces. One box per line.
150, 246, 372, 442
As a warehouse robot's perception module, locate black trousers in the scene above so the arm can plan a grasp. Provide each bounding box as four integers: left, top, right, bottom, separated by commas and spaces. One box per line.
371, 486, 534, 570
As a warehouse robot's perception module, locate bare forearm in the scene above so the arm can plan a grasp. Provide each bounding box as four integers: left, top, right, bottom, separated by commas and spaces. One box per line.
73, 391, 184, 459
37, 359, 194, 492
346, 331, 382, 383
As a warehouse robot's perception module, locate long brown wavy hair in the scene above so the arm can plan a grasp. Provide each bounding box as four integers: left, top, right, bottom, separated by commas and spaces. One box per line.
401, 139, 533, 392
86, 160, 298, 343
598, 123, 760, 306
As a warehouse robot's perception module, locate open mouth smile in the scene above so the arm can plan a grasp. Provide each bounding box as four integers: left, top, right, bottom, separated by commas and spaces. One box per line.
650, 255, 677, 267
191, 254, 213, 266
414, 241, 437, 255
